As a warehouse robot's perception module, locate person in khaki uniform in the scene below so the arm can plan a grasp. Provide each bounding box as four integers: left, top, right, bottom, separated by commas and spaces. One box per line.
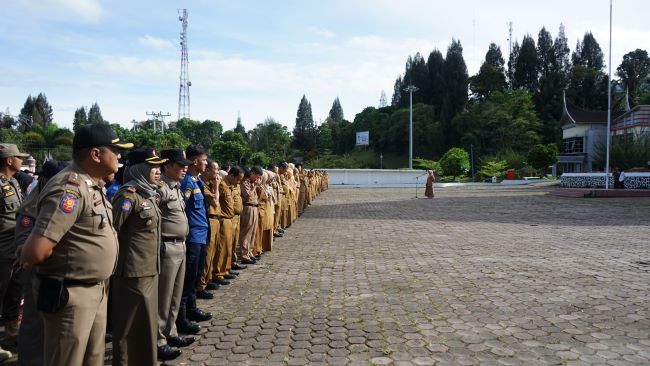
196, 159, 226, 297
238, 166, 262, 264
111, 148, 166, 366
16, 160, 68, 366
257, 169, 276, 254
267, 164, 284, 238
214, 167, 243, 281
0, 144, 29, 357
230, 168, 244, 269
156, 149, 195, 361
21, 124, 131, 366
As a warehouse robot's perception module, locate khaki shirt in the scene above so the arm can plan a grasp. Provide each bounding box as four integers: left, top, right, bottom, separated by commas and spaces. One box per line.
33, 164, 118, 283
158, 175, 189, 240
14, 184, 39, 249
0, 173, 22, 259
112, 186, 161, 277
204, 179, 221, 216
232, 182, 243, 215
218, 179, 235, 219
240, 179, 258, 205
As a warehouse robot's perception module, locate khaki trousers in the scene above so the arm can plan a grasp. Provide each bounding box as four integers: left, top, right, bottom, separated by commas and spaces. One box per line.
231, 215, 240, 266
274, 197, 283, 231
112, 275, 158, 366
41, 281, 107, 366
238, 206, 258, 260
253, 215, 263, 256
215, 218, 233, 277
198, 219, 220, 290
157, 240, 185, 346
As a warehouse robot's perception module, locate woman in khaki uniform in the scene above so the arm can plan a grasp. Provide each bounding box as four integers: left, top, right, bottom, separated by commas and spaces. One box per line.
111, 149, 167, 366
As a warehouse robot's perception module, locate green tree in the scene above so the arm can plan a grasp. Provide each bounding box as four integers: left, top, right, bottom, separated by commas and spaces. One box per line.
87, 102, 104, 125
439, 147, 470, 180
391, 76, 403, 107
317, 120, 333, 153
616, 49, 650, 105
234, 115, 247, 138
22, 123, 74, 160
572, 32, 604, 70
19, 93, 53, 130
479, 160, 508, 178
292, 95, 316, 152
404, 53, 430, 104
527, 143, 558, 176
213, 130, 250, 165
73, 107, 88, 133
470, 43, 507, 100
0, 113, 16, 129
249, 151, 271, 167
168, 118, 223, 155
566, 65, 609, 110
249, 117, 292, 162
328, 97, 344, 122
513, 35, 538, 91
427, 49, 445, 116
441, 39, 469, 148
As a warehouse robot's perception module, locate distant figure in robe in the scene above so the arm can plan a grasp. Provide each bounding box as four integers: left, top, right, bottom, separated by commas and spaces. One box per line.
424, 170, 435, 198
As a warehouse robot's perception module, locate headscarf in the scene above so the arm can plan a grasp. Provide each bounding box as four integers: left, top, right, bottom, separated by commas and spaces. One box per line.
123, 162, 158, 198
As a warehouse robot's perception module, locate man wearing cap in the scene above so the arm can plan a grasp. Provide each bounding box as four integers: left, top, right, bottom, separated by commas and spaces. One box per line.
20, 124, 132, 366
0, 143, 29, 361
156, 149, 195, 360
178, 145, 212, 330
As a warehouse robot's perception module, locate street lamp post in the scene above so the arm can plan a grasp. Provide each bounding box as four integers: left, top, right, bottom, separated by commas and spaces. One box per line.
605, 0, 613, 189
380, 153, 383, 169
404, 85, 418, 169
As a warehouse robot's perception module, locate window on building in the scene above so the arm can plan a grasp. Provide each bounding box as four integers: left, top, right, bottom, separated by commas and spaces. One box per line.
563, 137, 584, 153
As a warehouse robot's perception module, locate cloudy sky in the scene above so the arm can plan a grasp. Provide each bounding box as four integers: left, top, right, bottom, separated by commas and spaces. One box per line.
0, 0, 648, 131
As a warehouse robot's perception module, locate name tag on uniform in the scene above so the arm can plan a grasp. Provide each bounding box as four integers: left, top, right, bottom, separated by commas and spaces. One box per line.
193, 188, 201, 194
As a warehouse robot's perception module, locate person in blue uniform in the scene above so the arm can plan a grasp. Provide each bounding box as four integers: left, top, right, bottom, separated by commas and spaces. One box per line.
177, 145, 212, 330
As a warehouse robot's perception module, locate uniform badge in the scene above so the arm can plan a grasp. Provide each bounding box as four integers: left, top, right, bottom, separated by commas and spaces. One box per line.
58, 193, 78, 214
184, 188, 192, 199
121, 199, 133, 213
19, 215, 33, 228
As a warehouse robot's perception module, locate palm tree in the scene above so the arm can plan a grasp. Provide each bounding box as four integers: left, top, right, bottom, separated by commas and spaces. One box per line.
23, 123, 74, 161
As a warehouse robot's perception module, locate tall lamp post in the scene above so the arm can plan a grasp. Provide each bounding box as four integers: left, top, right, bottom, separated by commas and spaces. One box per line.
605, 0, 613, 189
404, 85, 418, 169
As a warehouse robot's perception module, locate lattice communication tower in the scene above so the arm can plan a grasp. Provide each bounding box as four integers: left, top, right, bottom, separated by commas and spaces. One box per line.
178, 9, 191, 120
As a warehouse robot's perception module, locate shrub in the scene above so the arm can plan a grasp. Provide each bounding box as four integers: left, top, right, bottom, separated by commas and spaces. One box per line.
439, 148, 470, 180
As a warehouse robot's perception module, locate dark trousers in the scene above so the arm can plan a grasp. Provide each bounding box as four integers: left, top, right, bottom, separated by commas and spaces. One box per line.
181, 242, 206, 310
0, 259, 22, 321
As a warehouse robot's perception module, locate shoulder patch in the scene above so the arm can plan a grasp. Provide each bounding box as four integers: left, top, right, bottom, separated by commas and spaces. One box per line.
184, 188, 192, 199
67, 172, 80, 186
19, 215, 33, 228
58, 193, 78, 214
121, 199, 133, 212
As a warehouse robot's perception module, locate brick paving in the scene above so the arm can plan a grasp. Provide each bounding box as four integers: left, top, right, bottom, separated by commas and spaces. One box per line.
163, 185, 650, 365
3, 186, 647, 365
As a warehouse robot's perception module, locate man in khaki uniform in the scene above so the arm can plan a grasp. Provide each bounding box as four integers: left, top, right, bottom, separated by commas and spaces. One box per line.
214, 167, 243, 280
20, 124, 132, 366
230, 168, 244, 271
197, 159, 224, 296
156, 149, 194, 360
238, 166, 262, 264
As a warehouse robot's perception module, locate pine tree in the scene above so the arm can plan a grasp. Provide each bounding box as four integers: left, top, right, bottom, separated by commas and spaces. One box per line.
328, 97, 344, 122
379, 90, 388, 108
440, 39, 469, 148
572, 32, 604, 70
507, 41, 520, 88
427, 49, 445, 116
470, 43, 506, 100
616, 49, 650, 104
73, 107, 88, 133
553, 24, 571, 77
404, 53, 429, 104
19, 93, 53, 130
391, 76, 403, 107
537, 27, 554, 79
513, 35, 539, 91
87, 102, 104, 125
292, 95, 316, 152
234, 115, 247, 137
567, 32, 608, 110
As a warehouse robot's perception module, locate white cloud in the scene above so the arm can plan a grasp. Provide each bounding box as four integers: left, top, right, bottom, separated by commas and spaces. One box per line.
15, 0, 103, 22
310, 27, 336, 39
138, 35, 173, 49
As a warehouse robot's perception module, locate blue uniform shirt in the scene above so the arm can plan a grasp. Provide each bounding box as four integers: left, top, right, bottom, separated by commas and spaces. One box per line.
181, 173, 208, 244
106, 180, 121, 202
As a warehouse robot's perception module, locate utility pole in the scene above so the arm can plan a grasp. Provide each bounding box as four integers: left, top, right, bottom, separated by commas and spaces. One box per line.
605, 0, 613, 189
178, 9, 191, 121
146, 111, 171, 133
404, 85, 418, 169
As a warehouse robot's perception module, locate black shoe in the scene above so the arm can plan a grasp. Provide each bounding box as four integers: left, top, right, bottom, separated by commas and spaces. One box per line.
229, 270, 240, 276
254, 255, 262, 260
104, 332, 112, 343
167, 336, 195, 348
278, 228, 285, 233
224, 274, 237, 280
196, 290, 214, 300
188, 308, 212, 322
273, 232, 283, 238
214, 278, 231, 285
240, 258, 256, 265
158, 345, 182, 361
206, 282, 220, 290
177, 321, 201, 335
232, 264, 247, 270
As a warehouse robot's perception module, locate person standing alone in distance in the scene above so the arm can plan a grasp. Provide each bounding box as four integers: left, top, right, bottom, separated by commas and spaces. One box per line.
425, 170, 435, 199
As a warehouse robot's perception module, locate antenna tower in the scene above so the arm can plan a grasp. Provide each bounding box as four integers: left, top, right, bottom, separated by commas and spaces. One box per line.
178, 9, 191, 121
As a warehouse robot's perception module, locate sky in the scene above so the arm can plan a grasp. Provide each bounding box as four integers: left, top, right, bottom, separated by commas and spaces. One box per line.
1, 0, 648, 132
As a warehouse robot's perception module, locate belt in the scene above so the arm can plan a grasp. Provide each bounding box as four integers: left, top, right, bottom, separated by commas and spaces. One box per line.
220, 216, 233, 220
162, 237, 184, 244
63, 279, 101, 287
244, 203, 259, 207
234, 213, 241, 216
208, 214, 222, 219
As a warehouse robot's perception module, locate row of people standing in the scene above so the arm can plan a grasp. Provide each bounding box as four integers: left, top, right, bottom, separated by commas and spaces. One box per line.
0, 123, 328, 365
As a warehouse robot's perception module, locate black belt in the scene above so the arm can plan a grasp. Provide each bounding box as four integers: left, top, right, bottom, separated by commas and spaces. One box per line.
234, 213, 241, 216
208, 214, 222, 219
244, 203, 259, 207
63, 279, 101, 287
162, 237, 184, 244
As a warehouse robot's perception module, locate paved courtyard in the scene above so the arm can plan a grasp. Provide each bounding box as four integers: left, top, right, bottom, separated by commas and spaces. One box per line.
172, 186, 649, 365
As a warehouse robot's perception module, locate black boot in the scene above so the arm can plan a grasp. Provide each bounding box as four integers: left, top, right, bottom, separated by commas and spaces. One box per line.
187, 296, 212, 322
176, 304, 201, 335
